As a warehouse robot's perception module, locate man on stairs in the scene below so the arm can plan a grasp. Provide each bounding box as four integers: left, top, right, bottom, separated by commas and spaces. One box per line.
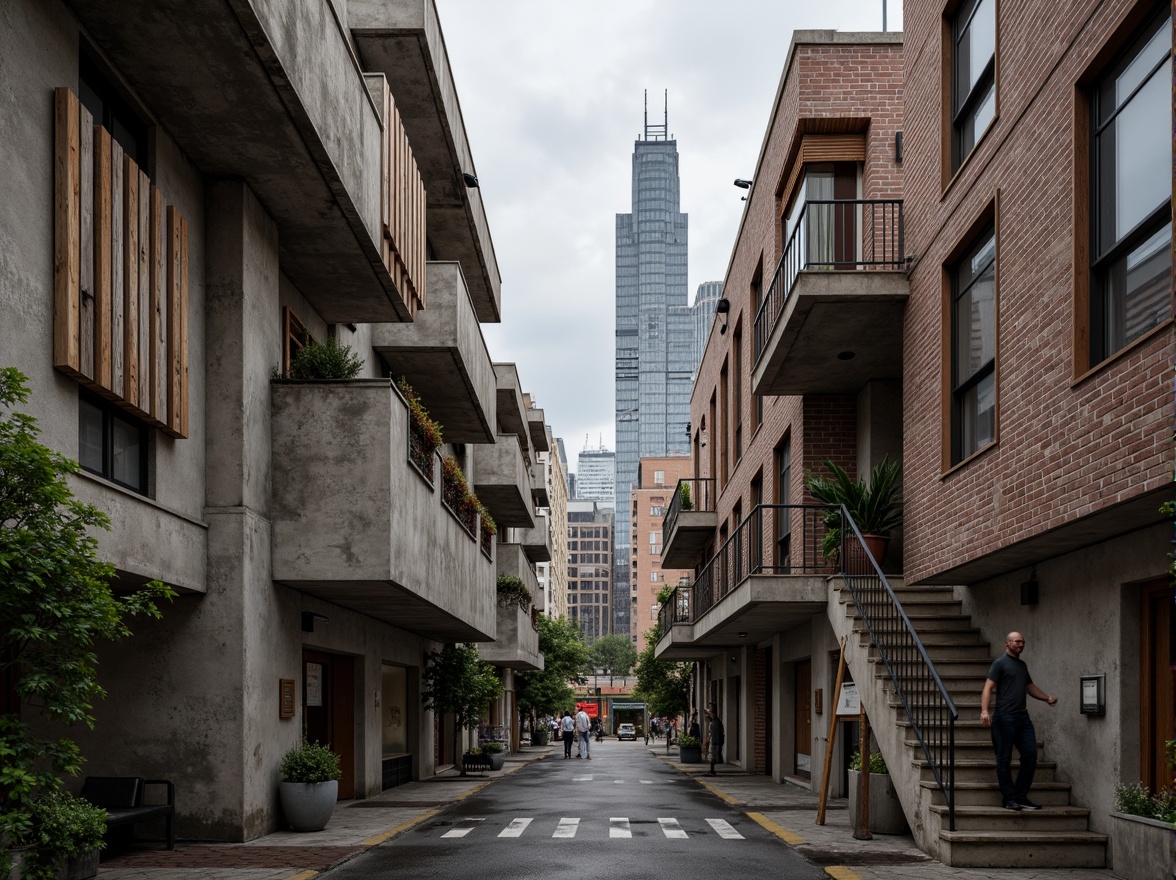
980, 631, 1057, 811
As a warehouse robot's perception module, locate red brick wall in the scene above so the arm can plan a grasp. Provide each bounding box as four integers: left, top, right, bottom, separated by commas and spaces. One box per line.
752, 648, 767, 774
900, 0, 1173, 583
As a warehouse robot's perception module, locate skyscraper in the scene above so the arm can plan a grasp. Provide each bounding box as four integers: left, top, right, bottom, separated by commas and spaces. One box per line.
613, 92, 692, 637
576, 445, 616, 505
692, 280, 723, 371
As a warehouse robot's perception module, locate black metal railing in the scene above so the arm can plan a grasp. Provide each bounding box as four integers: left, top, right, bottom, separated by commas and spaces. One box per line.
753, 199, 904, 361
657, 584, 693, 635
838, 510, 958, 832
662, 478, 715, 546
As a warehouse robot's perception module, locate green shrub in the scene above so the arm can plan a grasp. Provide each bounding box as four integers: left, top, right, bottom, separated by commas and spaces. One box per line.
676, 734, 700, 748
288, 338, 363, 381
280, 742, 341, 784
481, 741, 505, 753
1115, 781, 1176, 821
849, 750, 888, 774
497, 575, 532, 609
31, 791, 106, 857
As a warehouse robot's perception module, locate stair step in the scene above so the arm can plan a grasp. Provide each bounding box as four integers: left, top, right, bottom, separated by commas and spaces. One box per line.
853, 615, 972, 632
850, 601, 966, 617
916, 760, 1059, 785
861, 629, 985, 646
921, 780, 1074, 806
870, 643, 993, 661
938, 830, 1106, 869
930, 803, 1091, 832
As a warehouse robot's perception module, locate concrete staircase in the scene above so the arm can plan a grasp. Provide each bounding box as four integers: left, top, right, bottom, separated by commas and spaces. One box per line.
828, 580, 1107, 868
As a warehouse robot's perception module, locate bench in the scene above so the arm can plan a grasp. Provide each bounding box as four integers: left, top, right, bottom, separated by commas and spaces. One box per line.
81, 777, 175, 850
461, 753, 493, 774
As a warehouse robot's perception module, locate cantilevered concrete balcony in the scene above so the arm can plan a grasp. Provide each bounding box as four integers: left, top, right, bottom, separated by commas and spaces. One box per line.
493, 364, 530, 455
527, 407, 549, 453
655, 505, 835, 661
372, 262, 495, 443
473, 434, 534, 529
518, 511, 553, 564
70, 0, 411, 323
496, 542, 541, 612
752, 200, 909, 397
661, 478, 717, 568
528, 461, 550, 508
271, 380, 495, 641
351, 0, 502, 322
478, 601, 543, 671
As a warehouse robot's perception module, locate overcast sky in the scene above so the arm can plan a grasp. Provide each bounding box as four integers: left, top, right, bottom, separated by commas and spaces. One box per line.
435, 1, 904, 471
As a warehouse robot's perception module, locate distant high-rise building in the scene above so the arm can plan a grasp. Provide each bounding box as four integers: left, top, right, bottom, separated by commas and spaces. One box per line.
692, 281, 723, 371
567, 500, 613, 642
613, 91, 692, 637
576, 445, 615, 505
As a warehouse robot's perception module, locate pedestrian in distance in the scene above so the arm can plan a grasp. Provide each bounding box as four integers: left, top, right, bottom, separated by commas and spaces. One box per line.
705, 705, 724, 776
560, 710, 575, 759
688, 710, 700, 740
980, 631, 1057, 811
575, 706, 592, 759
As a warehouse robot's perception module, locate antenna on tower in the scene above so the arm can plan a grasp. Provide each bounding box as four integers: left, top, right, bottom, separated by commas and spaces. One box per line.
644, 89, 668, 141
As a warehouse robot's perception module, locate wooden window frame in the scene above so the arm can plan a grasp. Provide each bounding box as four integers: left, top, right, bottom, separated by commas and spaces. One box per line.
941, 0, 1001, 191
282, 306, 315, 375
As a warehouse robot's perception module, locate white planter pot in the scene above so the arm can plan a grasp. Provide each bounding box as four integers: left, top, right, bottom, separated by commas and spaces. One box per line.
847, 769, 909, 835
1110, 811, 1175, 880
279, 780, 339, 832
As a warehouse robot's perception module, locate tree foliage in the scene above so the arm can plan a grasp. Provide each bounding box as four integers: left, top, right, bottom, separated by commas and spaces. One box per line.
633, 620, 692, 719
0, 368, 174, 871
420, 642, 503, 774
589, 633, 637, 680
516, 615, 590, 720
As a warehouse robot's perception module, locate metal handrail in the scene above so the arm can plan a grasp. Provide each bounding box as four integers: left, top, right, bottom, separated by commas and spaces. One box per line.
753, 198, 904, 361
662, 478, 715, 547
838, 509, 958, 832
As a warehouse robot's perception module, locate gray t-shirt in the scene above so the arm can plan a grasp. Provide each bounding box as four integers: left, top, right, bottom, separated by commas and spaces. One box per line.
987, 653, 1032, 715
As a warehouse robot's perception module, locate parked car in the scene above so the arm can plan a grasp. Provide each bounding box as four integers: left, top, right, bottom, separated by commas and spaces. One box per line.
617, 723, 637, 741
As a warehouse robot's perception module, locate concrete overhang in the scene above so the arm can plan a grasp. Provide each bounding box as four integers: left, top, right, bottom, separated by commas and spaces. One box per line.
661, 511, 717, 568
372, 262, 495, 443
496, 542, 540, 606
472, 434, 534, 528
69, 0, 409, 323
752, 271, 909, 397
654, 574, 828, 661
527, 409, 550, 452
493, 364, 530, 453
478, 602, 543, 671
519, 512, 553, 564
350, 0, 502, 322
528, 462, 550, 508
917, 484, 1172, 585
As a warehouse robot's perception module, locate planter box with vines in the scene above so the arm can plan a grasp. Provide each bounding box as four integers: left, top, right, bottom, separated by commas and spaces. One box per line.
478, 577, 542, 670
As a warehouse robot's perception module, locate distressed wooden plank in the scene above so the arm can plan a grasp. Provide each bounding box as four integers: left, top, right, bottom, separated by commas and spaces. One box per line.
178, 213, 189, 438
166, 205, 182, 435
53, 88, 81, 375
93, 126, 112, 390
122, 155, 139, 407
78, 104, 94, 380
137, 169, 151, 414
110, 139, 124, 397
151, 187, 165, 424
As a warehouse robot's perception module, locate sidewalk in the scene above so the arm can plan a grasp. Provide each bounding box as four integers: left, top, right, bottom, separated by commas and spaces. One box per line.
95, 743, 1120, 880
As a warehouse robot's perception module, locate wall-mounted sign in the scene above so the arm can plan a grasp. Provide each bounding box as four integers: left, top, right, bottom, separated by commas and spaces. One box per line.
279, 678, 296, 719
836, 682, 861, 716
1080, 674, 1105, 716
305, 662, 323, 708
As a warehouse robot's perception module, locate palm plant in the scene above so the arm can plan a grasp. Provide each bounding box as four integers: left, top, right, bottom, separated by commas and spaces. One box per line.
805, 457, 902, 559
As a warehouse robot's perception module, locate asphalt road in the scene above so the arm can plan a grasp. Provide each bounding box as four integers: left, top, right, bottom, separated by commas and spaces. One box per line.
327, 739, 827, 880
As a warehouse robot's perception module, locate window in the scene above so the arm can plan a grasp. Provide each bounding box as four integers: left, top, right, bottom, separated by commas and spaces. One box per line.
79, 49, 149, 170
78, 390, 147, 493
650, 506, 664, 517
775, 438, 792, 568
733, 324, 743, 462
651, 571, 660, 582
951, 0, 996, 171
951, 227, 997, 462
1089, 9, 1172, 365
654, 469, 665, 485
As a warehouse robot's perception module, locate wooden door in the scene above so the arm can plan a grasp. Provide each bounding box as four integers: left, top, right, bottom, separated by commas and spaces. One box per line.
303, 650, 356, 800
795, 660, 812, 778
1142, 581, 1176, 792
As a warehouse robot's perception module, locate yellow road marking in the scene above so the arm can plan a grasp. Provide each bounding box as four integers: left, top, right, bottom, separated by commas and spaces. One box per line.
825, 868, 863, 880
697, 780, 738, 804
361, 808, 440, 846
284, 872, 318, 880
746, 811, 805, 844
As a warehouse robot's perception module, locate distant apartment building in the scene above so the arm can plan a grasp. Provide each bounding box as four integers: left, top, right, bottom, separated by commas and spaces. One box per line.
567, 500, 614, 642
576, 444, 615, 505
539, 431, 570, 620
630, 456, 693, 652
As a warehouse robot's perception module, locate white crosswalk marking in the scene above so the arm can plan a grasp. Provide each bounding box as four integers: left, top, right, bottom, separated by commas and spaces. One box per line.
609, 817, 631, 838
706, 818, 744, 839
442, 818, 484, 838
498, 818, 532, 838
553, 817, 579, 838
658, 817, 688, 839
640, 780, 652, 784
572, 775, 592, 782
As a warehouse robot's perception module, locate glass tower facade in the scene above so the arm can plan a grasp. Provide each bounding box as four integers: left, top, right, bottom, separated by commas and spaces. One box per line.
692, 281, 723, 372
613, 96, 691, 638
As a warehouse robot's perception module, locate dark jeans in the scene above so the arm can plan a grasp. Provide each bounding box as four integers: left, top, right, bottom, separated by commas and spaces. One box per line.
991, 712, 1037, 803
562, 731, 574, 757
710, 741, 724, 774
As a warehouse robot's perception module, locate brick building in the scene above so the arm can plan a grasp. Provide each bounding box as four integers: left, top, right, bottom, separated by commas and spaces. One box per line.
630, 455, 693, 653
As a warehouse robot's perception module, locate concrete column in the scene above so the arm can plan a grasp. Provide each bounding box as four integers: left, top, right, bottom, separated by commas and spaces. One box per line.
771, 633, 785, 783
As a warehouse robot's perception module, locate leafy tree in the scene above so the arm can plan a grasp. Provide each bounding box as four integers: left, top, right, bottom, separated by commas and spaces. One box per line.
0, 368, 174, 875
590, 633, 637, 684
633, 619, 692, 719
420, 642, 503, 775
516, 616, 590, 731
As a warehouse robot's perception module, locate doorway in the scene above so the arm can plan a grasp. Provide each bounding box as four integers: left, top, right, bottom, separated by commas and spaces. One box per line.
303, 649, 356, 800
795, 659, 812, 778
1141, 580, 1176, 792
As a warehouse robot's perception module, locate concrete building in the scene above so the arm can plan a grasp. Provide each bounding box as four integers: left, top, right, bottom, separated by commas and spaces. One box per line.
0, 0, 550, 841
614, 93, 694, 643
575, 443, 615, 506
567, 500, 614, 643
691, 280, 723, 373
536, 425, 570, 621
630, 455, 694, 653
659, 7, 1171, 872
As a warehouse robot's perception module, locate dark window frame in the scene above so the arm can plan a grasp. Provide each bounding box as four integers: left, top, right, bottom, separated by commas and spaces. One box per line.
950, 225, 997, 464
78, 388, 149, 494
951, 0, 997, 171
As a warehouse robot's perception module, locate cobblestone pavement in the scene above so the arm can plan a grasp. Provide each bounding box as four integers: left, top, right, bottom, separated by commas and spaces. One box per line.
96, 745, 1121, 880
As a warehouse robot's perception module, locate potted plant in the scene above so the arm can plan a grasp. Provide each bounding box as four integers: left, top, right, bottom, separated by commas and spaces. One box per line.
676, 734, 702, 764
279, 742, 341, 832
497, 575, 532, 610
481, 741, 507, 771
804, 457, 902, 564
21, 791, 107, 880
282, 338, 363, 381
847, 750, 908, 834
679, 481, 693, 511
1110, 781, 1176, 880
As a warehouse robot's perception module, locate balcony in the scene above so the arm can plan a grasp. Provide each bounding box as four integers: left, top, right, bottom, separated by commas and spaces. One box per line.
526, 407, 550, 453
752, 200, 909, 397
661, 478, 717, 568
518, 511, 553, 564
496, 542, 541, 610
528, 461, 550, 508
271, 379, 495, 642
655, 505, 834, 661
372, 262, 495, 443
351, 0, 502, 322
478, 600, 543, 671
493, 364, 530, 455
473, 434, 534, 528
70, 0, 409, 323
